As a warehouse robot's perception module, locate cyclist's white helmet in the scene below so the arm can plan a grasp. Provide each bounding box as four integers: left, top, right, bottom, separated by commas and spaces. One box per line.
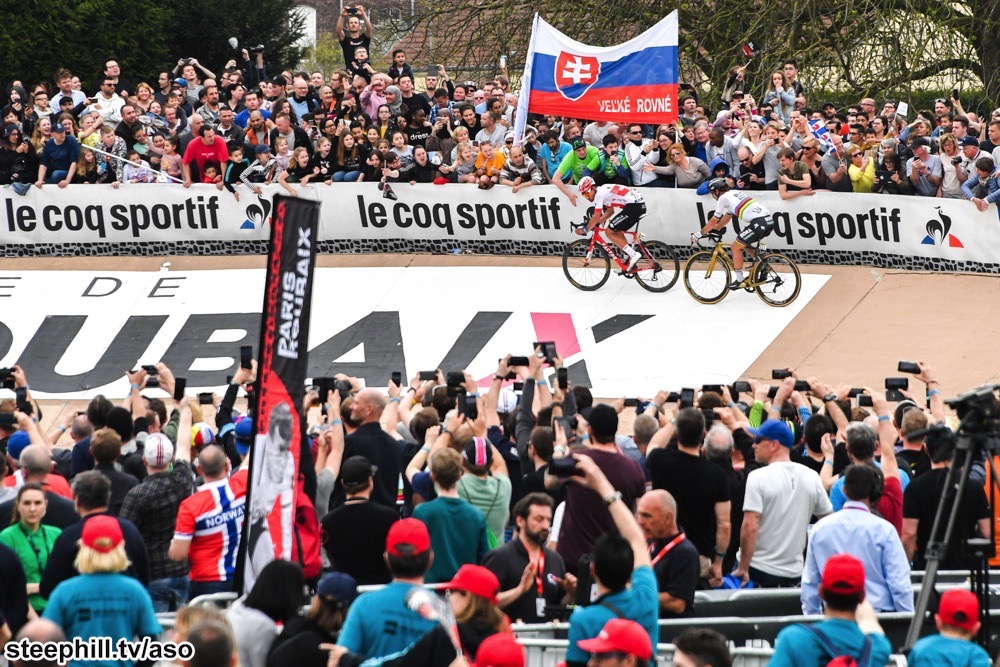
578, 176, 596, 195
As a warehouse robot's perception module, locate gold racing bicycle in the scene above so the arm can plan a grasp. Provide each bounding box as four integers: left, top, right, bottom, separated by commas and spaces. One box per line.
683, 230, 801, 306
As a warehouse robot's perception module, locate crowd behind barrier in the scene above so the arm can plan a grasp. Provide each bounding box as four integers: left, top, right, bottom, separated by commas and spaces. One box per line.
3, 24, 1000, 667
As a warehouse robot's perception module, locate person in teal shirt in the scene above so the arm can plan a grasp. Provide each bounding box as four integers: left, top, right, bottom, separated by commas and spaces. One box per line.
412, 448, 489, 583
0, 483, 62, 613
43, 515, 160, 667
560, 454, 658, 667
909, 589, 992, 667
770, 554, 891, 667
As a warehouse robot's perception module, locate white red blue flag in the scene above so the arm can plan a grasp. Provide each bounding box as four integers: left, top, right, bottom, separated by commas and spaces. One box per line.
809, 119, 835, 151
514, 12, 679, 140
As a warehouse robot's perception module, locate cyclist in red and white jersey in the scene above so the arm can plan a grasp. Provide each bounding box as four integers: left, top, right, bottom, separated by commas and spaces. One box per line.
574, 176, 647, 271
692, 178, 775, 290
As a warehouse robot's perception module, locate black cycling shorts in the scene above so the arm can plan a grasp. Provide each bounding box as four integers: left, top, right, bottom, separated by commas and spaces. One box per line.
736, 215, 774, 245
607, 202, 647, 232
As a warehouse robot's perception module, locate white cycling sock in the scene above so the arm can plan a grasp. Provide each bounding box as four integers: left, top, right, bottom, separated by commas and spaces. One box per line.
623, 245, 638, 258
734, 269, 745, 280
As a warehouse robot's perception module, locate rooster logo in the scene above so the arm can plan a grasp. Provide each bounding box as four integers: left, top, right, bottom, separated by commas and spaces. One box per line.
241, 194, 272, 230
920, 207, 963, 247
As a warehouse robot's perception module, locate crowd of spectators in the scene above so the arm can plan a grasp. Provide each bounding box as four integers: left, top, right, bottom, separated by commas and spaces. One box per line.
0, 347, 997, 666
4, 27, 998, 214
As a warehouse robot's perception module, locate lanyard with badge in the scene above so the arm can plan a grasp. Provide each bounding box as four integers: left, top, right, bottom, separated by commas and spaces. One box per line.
649, 533, 686, 567
533, 550, 547, 618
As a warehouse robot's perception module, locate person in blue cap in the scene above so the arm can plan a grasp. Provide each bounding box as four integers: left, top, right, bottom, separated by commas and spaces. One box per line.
732, 419, 832, 588
268, 571, 358, 667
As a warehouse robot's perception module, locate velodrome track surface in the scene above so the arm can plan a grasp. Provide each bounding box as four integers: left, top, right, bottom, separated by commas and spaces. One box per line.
6, 253, 999, 429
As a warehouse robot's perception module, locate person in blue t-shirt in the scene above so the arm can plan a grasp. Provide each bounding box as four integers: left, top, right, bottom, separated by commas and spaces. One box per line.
539, 131, 572, 184
560, 449, 659, 667
770, 554, 891, 667
43, 516, 160, 667
336, 518, 437, 662
909, 589, 992, 667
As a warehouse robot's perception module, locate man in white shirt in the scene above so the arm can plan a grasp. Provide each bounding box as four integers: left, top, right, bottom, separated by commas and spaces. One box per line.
83, 78, 125, 129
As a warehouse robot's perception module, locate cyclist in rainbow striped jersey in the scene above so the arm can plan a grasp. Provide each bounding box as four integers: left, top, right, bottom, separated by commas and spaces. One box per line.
692, 178, 775, 290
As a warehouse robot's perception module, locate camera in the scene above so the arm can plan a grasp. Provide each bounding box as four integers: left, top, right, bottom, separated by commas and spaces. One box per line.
952, 156, 962, 165
457, 393, 478, 420
250, 45, 265, 54
549, 456, 578, 477
346, 6, 358, 14
772, 369, 792, 380
858, 394, 873, 407
885, 377, 909, 390
198, 392, 214, 405
732, 381, 751, 394
702, 384, 723, 395
0, 368, 14, 390
898, 361, 920, 374
534, 341, 557, 365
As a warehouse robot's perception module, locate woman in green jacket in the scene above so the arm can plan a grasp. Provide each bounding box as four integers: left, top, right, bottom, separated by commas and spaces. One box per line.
0, 482, 62, 612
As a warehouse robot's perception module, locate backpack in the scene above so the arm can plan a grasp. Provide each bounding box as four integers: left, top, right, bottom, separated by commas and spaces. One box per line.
803, 625, 872, 667
292, 474, 322, 579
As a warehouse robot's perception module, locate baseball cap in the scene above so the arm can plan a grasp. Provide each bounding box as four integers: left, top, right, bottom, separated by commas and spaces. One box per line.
476, 634, 525, 667
463, 436, 492, 468
3, 125, 18, 138
82, 515, 124, 554
143, 433, 174, 468
234, 417, 254, 455
571, 138, 586, 150
6, 430, 30, 462
50, 124, 65, 133
747, 419, 794, 448
821, 553, 866, 596
342, 455, 377, 486
191, 422, 215, 448
386, 518, 430, 557
173, 78, 188, 88
317, 571, 358, 608
496, 387, 518, 414
938, 589, 979, 633
577, 619, 653, 660
893, 399, 918, 427
959, 135, 980, 148
255, 144, 271, 154
445, 564, 500, 603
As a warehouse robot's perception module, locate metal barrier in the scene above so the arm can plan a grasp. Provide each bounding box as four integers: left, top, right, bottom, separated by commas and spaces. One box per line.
516, 638, 907, 667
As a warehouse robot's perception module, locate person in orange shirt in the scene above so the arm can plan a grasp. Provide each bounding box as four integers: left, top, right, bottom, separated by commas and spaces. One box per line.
475, 140, 506, 189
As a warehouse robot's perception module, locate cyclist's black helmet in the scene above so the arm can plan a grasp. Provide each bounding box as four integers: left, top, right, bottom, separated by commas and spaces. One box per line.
708, 178, 730, 194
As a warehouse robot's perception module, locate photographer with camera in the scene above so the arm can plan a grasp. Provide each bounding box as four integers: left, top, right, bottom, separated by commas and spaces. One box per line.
239, 45, 269, 90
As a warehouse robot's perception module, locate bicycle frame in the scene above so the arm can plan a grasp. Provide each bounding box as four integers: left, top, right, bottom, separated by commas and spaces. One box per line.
584, 226, 641, 272
695, 239, 769, 288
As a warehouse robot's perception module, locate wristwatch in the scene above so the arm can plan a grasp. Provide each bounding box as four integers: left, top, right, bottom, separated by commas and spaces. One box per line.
603, 491, 622, 507
822, 393, 837, 403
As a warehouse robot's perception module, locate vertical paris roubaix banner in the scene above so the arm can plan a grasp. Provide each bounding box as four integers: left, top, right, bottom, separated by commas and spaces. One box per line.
514, 11, 678, 139
237, 195, 320, 593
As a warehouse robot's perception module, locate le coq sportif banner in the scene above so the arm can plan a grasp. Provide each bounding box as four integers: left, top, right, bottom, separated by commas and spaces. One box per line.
238, 196, 319, 593
0, 183, 996, 272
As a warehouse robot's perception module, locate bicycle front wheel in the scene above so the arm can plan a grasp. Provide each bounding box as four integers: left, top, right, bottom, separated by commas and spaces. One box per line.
633, 241, 680, 293
562, 239, 611, 291
683, 250, 731, 304
754, 252, 801, 307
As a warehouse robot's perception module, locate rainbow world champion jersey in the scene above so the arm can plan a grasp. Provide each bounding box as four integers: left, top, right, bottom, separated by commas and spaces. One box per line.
713, 190, 771, 222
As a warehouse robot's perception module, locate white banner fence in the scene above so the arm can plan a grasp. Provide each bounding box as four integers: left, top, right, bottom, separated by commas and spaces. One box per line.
0, 183, 994, 272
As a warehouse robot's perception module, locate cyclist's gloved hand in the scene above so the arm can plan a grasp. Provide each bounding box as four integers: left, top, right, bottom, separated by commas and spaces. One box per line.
690, 232, 702, 244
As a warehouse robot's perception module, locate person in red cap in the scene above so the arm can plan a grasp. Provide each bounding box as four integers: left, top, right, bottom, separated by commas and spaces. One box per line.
908, 589, 991, 666
577, 618, 653, 667
443, 564, 511, 662
336, 518, 438, 661
769, 554, 890, 667
42, 515, 161, 667
475, 634, 525, 667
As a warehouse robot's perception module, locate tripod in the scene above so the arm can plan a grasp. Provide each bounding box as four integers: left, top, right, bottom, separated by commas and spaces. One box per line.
903, 385, 1000, 653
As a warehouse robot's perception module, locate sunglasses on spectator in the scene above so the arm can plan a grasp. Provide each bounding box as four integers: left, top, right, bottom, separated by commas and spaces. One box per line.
934, 98, 947, 104
850, 152, 861, 158
629, 130, 642, 135
740, 157, 752, 162
804, 144, 817, 150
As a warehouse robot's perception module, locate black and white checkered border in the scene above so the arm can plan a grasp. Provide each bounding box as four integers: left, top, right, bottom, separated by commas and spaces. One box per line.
3, 241, 997, 274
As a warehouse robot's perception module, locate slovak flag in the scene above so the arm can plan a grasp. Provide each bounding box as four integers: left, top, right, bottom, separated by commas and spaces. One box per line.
514, 12, 679, 140
809, 119, 835, 152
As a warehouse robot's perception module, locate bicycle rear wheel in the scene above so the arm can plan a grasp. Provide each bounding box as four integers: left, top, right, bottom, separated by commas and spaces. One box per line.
562, 239, 611, 291
683, 250, 731, 304
633, 241, 680, 293
754, 252, 801, 306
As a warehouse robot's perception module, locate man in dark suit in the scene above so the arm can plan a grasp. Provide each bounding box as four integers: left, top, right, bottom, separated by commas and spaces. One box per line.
335, 389, 402, 509
39, 471, 149, 598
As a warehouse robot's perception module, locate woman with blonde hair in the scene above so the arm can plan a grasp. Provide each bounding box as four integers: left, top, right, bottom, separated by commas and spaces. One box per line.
642, 143, 710, 188
0, 483, 61, 612
43, 515, 160, 667
30, 116, 51, 155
